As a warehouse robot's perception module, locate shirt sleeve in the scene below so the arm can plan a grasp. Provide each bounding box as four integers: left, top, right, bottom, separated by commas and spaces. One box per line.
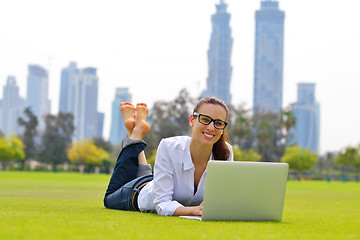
227, 143, 234, 161
153, 139, 184, 216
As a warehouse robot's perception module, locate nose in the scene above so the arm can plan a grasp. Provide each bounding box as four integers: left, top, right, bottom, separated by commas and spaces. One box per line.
206, 121, 216, 130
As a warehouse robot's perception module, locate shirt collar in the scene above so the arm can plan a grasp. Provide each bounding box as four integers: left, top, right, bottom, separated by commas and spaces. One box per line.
182, 138, 214, 171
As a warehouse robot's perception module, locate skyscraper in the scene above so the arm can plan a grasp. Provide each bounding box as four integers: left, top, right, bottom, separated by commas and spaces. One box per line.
26, 65, 51, 132
291, 83, 320, 153
202, 0, 233, 105
59, 62, 104, 141
109, 88, 132, 146
0, 76, 25, 136
253, 0, 285, 114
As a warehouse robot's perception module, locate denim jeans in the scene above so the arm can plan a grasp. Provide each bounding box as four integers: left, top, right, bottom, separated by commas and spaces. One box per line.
104, 140, 153, 211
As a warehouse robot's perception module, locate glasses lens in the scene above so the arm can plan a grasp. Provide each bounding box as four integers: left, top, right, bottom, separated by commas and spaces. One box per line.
214, 121, 225, 129
199, 115, 211, 124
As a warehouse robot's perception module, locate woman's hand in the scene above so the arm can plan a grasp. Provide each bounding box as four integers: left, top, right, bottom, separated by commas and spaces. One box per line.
173, 202, 203, 216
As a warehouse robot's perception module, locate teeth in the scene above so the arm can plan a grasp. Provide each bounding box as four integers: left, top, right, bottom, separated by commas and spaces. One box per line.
203, 133, 214, 138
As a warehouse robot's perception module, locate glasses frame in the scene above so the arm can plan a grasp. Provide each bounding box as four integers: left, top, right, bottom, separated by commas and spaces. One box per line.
193, 112, 228, 130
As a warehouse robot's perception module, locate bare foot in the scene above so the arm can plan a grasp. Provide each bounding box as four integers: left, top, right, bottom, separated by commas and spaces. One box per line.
120, 102, 135, 137
130, 103, 151, 140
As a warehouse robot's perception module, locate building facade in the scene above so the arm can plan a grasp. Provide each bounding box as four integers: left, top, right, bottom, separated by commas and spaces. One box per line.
253, 0, 285, 114
291, 83, 320, 153
0, 76, 25, 136
59, 62, 104, 141
109, 88, 132, 146
202, 0, 233, 105
26, 65, 51, 132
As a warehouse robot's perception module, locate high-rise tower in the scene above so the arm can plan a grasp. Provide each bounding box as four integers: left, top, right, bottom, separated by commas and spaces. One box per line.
291, 83, 320, 153
109, 88, 132, 146
0, 76, 25, 136
59, 62, 104, 141
253, 0, 285, 114
202, 0, 233, 105
26, 65, 51, 132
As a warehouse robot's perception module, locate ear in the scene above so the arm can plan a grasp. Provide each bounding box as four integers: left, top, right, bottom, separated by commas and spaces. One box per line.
189, 114, 195, 127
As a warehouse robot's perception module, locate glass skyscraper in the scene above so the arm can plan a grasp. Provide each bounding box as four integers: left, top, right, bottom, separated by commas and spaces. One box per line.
59, 62, 104, 141
0, 76, 25, 136
202, 0, 233, 105
109, 88, 132, 146
291, 83, 320, 153
26, 65, 51, 132
253, 0, 285, 114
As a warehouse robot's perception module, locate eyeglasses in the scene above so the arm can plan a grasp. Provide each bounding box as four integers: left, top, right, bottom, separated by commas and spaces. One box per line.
193, 112, 228, 130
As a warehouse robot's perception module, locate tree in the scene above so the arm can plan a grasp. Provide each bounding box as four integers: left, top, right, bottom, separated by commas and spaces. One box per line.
233, 147, 261, 162
281, 145, 317, 180
227, 104, 253, 149
0, 135, 25, 170
93, 137, 112, 153
150, 89, 194, 140
18, 107, 38, 160
67, 140, 109, 173
252, 111, 287, 162
38, 113, 75, 171
334, 146, 360, 181
280, 107, 296, 145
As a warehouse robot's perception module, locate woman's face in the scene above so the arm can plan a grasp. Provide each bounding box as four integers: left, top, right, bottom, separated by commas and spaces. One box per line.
190, 103, 227, 146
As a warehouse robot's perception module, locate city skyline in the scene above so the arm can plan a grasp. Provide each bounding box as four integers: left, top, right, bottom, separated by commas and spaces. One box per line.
0, 0, 360, 154
59, 62, 103, 141
202, 0, 233, 105
253, 0, 285, 114
291, 83, 320, 153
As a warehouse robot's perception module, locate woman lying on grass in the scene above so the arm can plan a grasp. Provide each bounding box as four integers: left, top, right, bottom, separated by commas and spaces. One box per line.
104, 96, 233, 216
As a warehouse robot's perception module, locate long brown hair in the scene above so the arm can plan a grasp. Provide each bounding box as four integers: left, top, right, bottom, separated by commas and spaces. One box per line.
193, 96, 230, 160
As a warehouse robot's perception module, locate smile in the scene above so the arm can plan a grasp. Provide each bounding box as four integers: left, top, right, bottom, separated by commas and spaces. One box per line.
202, 132, 215, 139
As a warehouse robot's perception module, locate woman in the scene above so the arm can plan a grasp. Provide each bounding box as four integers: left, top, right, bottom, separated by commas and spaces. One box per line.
104, 96, 233, 216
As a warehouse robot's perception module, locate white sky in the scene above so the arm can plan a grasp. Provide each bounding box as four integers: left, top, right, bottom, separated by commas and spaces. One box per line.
0, 0, 360, 154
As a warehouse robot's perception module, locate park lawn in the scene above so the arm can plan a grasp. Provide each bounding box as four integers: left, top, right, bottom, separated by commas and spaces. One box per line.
0, 172, 359, 240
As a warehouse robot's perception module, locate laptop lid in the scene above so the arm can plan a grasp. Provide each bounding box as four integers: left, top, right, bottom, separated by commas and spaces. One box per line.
201, 160, 289, 221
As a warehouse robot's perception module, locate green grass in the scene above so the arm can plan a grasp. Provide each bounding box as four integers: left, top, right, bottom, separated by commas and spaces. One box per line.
0, 172, 359, 240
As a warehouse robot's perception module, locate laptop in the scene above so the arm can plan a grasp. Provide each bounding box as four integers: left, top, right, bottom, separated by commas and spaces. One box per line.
180, 160, 289, 221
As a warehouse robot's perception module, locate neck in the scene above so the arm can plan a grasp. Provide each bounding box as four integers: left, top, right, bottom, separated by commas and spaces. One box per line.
189, 139, 213, 164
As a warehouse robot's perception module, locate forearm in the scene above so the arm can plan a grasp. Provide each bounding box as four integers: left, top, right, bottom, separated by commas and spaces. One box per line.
173, 204, 202, 216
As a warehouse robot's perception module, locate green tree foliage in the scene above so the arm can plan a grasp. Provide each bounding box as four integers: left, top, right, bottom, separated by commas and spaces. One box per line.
38, 113, 75, 170
334, 146, 360, 181
280, 107, 296, 145
67, 140, 109, 167
93, 137, 112, 153
227, 104, 253, 149
281, 145, 317, 179
233, 147, 261, 162
149, 88, 195, 151
252, 110, 294, 162
0, 135, 25, 169
18, 107, 38, 160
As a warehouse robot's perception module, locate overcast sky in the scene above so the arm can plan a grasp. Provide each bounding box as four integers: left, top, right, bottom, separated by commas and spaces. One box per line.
0, 0, 360, 154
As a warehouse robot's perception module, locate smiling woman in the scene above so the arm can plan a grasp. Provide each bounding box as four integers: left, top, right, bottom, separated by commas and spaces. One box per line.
103, 96, 233, 217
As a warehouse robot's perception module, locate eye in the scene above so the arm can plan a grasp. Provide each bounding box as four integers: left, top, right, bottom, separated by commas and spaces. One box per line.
214, 121, 225, 128
199, 115, 211, 124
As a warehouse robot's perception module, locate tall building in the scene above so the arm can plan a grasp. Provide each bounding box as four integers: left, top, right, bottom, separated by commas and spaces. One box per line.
202, 0, 233, 105
59, 62, 104, 141
291, 83, 320, 153
0, 76, 25, 136
109, 88, 132, 146
253, 0, 285, 114
26, 65, 51, 132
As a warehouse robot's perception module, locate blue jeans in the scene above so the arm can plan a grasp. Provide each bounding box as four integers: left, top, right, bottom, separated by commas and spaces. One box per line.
104, 141, 153, 211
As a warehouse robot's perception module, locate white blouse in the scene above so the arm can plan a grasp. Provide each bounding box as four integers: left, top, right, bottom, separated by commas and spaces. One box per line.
138, 136, 233, 216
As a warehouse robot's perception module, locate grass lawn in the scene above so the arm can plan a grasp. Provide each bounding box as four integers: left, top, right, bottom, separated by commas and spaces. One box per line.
0, 172, 359, 240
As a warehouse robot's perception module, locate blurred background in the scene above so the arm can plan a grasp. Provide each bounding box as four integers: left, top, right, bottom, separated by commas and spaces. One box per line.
0, 0, 359, 180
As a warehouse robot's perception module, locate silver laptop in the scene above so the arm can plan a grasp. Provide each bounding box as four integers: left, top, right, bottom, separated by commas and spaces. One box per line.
180, 160, 289, 221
